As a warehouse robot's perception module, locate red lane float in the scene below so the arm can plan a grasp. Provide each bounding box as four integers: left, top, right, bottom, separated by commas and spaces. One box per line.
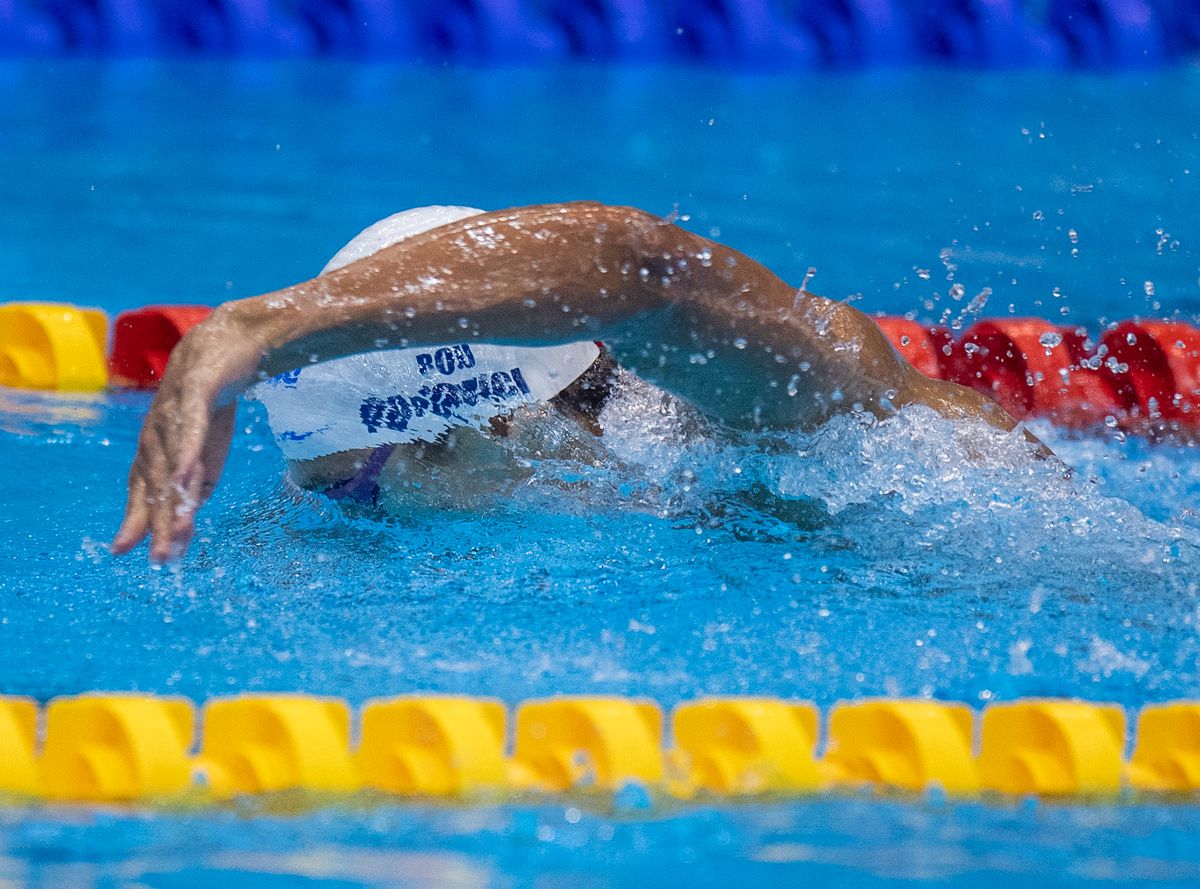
1100, 321, 1200, 427
871, 314, 1200, 435
108, 305, 212, 388
872, 316, 954, 380
2, 298, 1198, 437
949, 319, 1125, 428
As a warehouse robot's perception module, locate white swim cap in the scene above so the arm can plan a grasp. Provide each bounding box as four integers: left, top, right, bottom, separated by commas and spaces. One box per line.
250, 207, 601, 461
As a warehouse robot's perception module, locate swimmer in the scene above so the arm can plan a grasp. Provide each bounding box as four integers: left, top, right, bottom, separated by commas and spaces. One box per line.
112, 201, 1047, 561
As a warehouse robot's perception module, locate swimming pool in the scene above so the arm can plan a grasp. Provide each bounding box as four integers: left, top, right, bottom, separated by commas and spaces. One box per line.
2, 58, 1200, 886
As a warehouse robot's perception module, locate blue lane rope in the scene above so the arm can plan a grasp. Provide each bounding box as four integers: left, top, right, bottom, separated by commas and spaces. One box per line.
0, 0, 1194, 67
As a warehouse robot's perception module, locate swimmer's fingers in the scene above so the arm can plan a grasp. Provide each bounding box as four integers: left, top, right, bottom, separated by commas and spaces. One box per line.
161, 439, 216, 561
112, 472, 151, 555
113, 407, 172, 555
166, 407, 238, 552
148, 395, 213, 562
149, 467, 202, 563
199, 405, 237, 493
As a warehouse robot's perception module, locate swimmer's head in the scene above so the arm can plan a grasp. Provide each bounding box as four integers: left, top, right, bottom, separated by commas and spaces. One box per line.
329, 207, 618, 437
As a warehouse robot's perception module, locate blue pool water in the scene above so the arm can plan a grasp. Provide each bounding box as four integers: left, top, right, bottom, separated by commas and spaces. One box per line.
2, 59, 1200, 886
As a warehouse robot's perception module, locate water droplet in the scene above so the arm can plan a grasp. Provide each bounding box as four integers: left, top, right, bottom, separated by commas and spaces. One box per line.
964, 288, 991, 317
1039, 331, 1062, 349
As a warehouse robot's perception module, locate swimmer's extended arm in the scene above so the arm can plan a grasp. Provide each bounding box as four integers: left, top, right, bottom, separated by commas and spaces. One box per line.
114, 201, 1034, 560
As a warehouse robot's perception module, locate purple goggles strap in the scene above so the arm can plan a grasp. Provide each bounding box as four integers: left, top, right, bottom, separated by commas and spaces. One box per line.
323, 443, 396, 503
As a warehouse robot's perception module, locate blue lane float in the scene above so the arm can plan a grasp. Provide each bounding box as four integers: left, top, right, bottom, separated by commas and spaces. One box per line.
1048, 0, 1167, 68
911, 0, 1068, 67
0, 0, 1196, 66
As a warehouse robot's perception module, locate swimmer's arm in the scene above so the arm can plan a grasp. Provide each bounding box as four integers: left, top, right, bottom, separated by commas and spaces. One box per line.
115, 201, 1033, 559
240, 202, 1028, 434
212, 202, 921, 426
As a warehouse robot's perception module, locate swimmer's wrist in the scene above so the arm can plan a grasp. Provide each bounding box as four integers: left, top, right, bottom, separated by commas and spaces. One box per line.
192, 300, 276, 401
216, 290, 342, 381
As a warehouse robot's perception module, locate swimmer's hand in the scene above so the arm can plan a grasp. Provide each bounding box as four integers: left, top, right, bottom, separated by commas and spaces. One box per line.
111, 308, 262, 561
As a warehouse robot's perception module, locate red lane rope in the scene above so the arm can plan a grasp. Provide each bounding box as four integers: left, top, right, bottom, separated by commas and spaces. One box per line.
875, 315, 1200, 435
104, 306, 1200, 434
108, 306, 214, 388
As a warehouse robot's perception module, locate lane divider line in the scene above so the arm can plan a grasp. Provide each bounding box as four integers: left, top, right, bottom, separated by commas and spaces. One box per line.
1, 300, 1197, 435
1, 693, 1199, 805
